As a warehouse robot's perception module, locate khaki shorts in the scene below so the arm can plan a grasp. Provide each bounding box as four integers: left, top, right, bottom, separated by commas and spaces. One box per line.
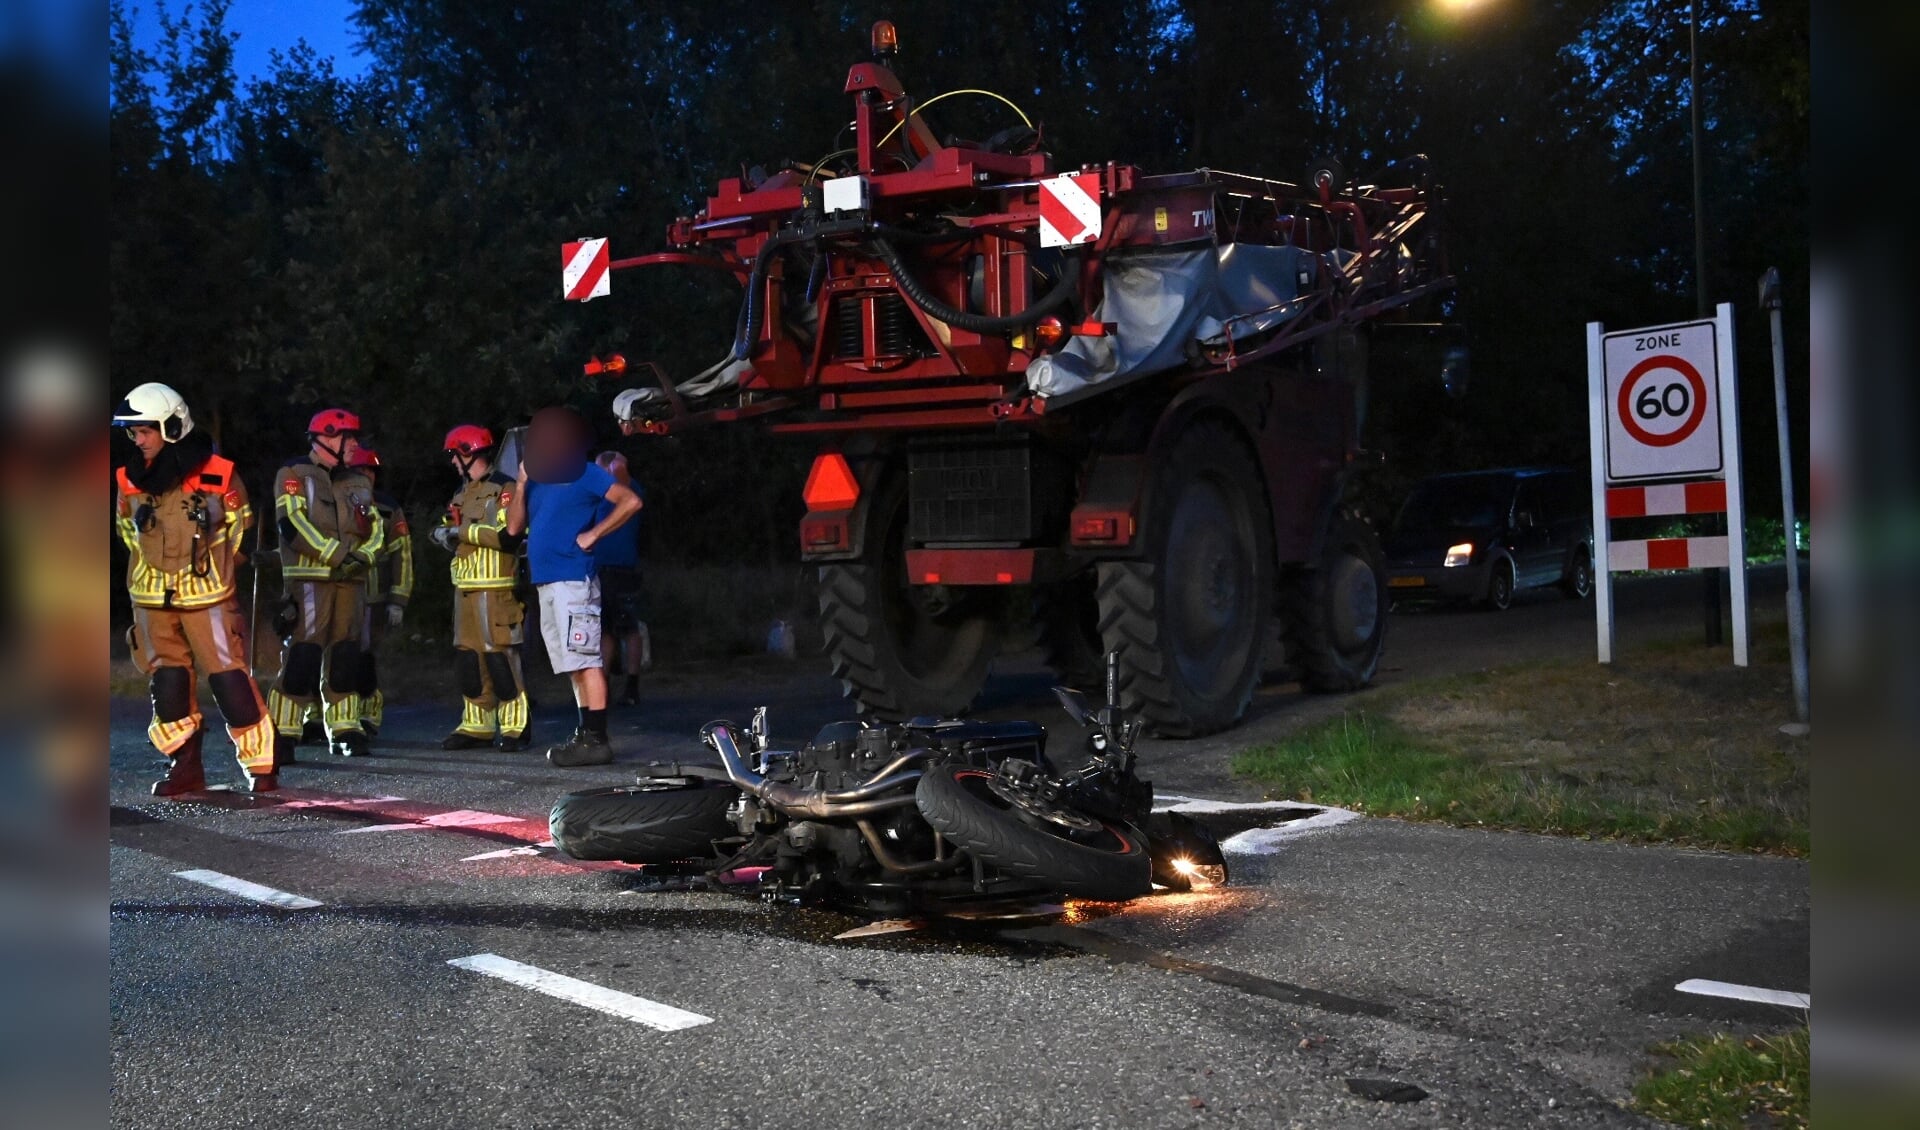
537, 578, 602, 673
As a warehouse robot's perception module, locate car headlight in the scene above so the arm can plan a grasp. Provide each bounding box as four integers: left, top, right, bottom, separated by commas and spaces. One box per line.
1444, 542, 1475, 568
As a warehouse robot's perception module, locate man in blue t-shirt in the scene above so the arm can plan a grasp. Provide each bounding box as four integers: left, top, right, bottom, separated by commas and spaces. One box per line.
504, 407, 642, 766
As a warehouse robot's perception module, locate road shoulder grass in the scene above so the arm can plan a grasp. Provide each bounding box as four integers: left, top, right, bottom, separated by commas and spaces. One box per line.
1633, 1029, 1808, 1128
1233, 618, 1807, 854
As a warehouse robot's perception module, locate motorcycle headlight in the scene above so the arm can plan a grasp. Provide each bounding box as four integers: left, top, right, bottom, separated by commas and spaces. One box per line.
1444, 542, 1475, 568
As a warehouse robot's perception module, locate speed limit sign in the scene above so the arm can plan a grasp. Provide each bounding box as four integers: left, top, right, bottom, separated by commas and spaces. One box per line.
1598, 317, 1724, 480
1584, 303, 1749, 668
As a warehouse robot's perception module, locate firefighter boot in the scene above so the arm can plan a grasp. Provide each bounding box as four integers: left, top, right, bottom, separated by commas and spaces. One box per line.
151, 730, 207, 797
331, 731, 371, 757
273, 732, 298, 770
243, 766, 279, 793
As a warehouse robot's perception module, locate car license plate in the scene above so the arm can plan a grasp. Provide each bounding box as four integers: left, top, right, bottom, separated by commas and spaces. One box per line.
1388, 576, 1425, 589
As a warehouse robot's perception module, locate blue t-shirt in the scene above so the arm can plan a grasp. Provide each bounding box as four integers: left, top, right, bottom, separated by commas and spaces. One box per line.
526, 463, 616, 584
591, 482, 644, 570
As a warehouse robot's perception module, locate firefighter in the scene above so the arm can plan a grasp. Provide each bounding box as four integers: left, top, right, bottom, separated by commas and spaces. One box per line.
348, 447, 412, 734
265, 408, 385, 761
430, 424, 531, 750
113, 382, 278, 795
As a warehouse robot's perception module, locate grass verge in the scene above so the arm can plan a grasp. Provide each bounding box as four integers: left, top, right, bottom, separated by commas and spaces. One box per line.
1633, 1029, 1808, 1128
1233, 618, 1807, 854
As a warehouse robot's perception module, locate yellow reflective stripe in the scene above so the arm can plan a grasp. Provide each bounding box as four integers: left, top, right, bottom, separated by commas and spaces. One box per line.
221, 503, 249, 555
278, 494, 339, 562
149, 712, 202, 754
362, 690, 384, 729
116, 514, 141, 554
231, 716, 276, 772
496, 693, 528, 736
358, 508, 386, 561
457, 699, 495, 736
323, 694, 363, 737
268, 689, 308, 734
392, 535, 415, 601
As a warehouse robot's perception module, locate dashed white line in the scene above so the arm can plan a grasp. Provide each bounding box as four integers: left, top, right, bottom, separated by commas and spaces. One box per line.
448, 953, 713, 1031
339, 809, 522, 834
275, 794, 405, 811
1675, 978, 1810, 1010
461, 841, 555, 862
172, 869, 322, 910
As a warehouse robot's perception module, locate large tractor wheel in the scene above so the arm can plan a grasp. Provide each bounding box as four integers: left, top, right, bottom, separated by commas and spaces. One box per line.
1280, 509, 1388, 693
1096, 422, 1274, 737
1033, 572, 1105, 691
819, 476, 1000, 719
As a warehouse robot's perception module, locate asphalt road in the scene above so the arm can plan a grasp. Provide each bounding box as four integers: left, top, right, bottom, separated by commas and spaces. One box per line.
110, 568, 1808, 1128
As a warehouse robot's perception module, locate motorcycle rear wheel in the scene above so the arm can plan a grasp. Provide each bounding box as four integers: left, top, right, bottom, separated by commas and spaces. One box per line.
914, 765, 1151, 902
548, 782, 735, 863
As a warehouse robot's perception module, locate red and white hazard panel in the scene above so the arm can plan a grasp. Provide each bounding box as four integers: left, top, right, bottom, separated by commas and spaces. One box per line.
1038, 173, 1103, 249
1604, 480, 1727, 518
562, 238, 610, 302
1607, 536, 1730, 572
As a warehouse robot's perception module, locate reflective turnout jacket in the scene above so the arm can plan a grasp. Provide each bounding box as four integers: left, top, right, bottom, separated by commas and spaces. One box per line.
115, 453, 251, 610
276, 457, 385, 582
440, 472, 518, 590
365, 490, 414, 607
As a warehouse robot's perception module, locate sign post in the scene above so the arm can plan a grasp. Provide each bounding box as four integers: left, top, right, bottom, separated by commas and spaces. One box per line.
1760, 268, 1809, 723
1586, 304, 1748, 665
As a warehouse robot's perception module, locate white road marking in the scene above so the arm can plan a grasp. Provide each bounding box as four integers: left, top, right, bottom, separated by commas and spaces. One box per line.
1154, 794, 1321, 814
447, 953, 713, 1031
1217, 807, 1362, 855
461, 841, 556, 862
172, 869, 322, 910
1675, 978, 1810, 1010
1151, 794, 1361, 855
339, 809, 522, 834
276, 794, 405, 811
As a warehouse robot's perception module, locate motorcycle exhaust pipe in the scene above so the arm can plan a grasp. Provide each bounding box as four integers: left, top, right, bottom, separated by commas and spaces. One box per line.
705, 723, 923, 820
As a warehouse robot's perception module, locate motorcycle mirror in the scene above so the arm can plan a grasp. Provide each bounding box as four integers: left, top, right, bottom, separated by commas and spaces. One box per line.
749, 706, 769, 752
1052, 686, 1093, 726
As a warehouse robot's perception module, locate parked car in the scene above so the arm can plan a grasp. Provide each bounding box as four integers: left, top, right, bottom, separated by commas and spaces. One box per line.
1384, 467, 1593, 610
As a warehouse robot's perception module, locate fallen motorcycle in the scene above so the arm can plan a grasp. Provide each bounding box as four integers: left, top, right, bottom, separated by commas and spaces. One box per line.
549, 663, 1227, 914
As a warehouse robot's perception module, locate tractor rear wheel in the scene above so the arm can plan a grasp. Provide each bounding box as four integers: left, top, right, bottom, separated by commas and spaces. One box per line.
819, 476, 1000, 719
1280, 510, 1388, 692
1096, 422, 1273, 737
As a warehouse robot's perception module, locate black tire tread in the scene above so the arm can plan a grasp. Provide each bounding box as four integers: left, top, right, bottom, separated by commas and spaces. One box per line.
1095, 421, 1271, 737
819, 563, 991, 719
548, 783, 735, 863
1279, 508, 1387, 694
915, 764, 1151, 902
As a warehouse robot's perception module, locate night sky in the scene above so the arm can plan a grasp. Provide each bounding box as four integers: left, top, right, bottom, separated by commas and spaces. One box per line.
131, 0, 368, 83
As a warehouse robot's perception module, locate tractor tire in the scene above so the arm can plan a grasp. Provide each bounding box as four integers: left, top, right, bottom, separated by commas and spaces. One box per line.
819, 475, 1000, 720
1280, 509, 1388, 693
1033, 572, 1104, 691
915, 764, 1151, 902
1095, 422, 1273, 737
548, 782, 736, 864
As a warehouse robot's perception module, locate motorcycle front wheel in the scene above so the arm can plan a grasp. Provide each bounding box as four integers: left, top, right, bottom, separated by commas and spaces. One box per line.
548, 782, 736, 863
914, 765, 1151, 902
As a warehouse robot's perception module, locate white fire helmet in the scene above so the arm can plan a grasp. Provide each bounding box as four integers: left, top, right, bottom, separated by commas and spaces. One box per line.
113, 382, 195, 442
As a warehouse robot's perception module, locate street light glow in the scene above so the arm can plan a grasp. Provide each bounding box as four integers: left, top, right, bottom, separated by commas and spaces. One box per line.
1434, 0, 1495, 12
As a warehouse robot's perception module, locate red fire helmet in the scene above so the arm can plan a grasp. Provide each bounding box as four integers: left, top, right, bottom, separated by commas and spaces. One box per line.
307, 408, 362, 437
443, 424, 494, 455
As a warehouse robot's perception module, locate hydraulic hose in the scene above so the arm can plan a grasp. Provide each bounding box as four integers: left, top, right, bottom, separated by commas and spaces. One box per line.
731, 222, 1078, 359
868, 235, 1077, 334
